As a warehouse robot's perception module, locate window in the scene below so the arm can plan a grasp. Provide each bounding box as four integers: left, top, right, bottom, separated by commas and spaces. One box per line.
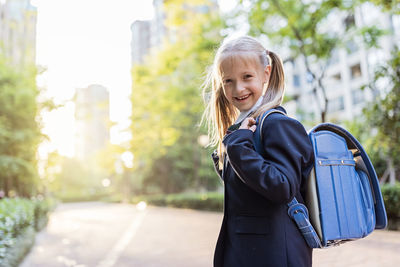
328, 96, 345, 113
344, 14, 355, 30
352, 89, 364, 105
346, 40, 358, 54
351, 64, 362, 79
293, 74, 300, 87
329, 49, 340, 66
393, 15, 400, 36
332, 73, 341, 81
306, 71, 314, 83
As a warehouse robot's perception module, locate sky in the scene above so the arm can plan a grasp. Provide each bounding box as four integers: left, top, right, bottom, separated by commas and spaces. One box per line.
33, 0, 236, 158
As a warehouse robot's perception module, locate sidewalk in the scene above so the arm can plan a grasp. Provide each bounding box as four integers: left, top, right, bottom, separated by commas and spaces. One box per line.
313, 230, 400, 267
20, 203, 399, 267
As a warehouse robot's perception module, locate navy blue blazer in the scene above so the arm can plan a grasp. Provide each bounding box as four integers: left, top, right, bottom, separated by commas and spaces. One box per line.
212, 107, 314, 267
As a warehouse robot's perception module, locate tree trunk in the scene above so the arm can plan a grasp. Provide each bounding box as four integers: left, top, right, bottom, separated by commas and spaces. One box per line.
388, 157, 396, 185
380, 158, 396, 185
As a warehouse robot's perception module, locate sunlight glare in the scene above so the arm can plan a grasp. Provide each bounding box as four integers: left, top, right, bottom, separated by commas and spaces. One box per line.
136, 201, 147, 211
35, 0, 154, 158
102, 178, 111, 188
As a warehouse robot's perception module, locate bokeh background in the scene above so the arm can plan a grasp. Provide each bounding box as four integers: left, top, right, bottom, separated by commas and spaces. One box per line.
1, 0, 400, 266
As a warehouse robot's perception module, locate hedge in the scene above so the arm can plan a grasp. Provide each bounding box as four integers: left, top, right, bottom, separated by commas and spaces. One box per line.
381, 183, 400, 230
131, 185, 400, 231
56, 192, 111, 203
132, 192, 223, 212
0, 197, 56, 267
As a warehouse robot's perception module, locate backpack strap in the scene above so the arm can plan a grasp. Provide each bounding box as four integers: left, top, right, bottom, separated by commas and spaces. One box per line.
287, 198, 322, 248
253, 109, 286, 156
253, 109, 322, 248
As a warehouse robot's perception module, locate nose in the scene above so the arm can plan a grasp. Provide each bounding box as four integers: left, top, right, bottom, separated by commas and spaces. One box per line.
234, 81, 246, 94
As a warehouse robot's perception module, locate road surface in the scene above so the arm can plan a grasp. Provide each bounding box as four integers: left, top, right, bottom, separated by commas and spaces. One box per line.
20, 202, 400, 267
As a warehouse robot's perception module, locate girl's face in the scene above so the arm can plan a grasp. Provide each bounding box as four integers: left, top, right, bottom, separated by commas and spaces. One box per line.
220, 54, 270, 112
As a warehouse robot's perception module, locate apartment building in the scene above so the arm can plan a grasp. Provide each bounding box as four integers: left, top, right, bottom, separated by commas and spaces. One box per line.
284, 3, 400, 124
0, 0, 37, 67
130, 0, 217, 67
75, 84, 110, 160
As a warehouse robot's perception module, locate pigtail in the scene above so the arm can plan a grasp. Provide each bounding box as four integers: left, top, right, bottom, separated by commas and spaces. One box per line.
253, 50, 285, 117
266, 51, 285, 94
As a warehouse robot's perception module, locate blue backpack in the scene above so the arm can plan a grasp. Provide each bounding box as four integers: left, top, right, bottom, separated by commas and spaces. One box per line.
253, 109, 388, 248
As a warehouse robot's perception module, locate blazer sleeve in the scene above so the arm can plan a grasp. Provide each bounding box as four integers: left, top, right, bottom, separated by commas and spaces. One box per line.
211, 150, 223, 181
222, 115, 313, 204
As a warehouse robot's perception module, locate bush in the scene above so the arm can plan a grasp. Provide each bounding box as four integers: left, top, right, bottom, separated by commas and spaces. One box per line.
56, 191, 111, 203
0, 226, 35, 267
0, 197, 56, 266
381, 183, 400, 217
131, 186, 400, 231
381, 183, 400, 230
32, 197, 57, 231
132, 192, 223, 212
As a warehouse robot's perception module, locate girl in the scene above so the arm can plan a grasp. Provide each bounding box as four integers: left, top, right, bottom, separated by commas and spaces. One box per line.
202, 36, 314, 267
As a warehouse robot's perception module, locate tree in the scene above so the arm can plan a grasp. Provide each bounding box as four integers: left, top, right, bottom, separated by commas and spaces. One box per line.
363, 47, 400, 184
0, 57, 43, 197
245, 0, 384, 122
130, 0, 224, 194
364, 0, 400, 14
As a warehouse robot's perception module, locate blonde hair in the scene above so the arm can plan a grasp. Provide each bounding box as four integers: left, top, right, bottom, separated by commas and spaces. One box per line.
202, 36, 285, 157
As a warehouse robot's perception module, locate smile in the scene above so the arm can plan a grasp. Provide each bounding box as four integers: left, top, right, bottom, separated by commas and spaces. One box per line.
235, 94, 251, 101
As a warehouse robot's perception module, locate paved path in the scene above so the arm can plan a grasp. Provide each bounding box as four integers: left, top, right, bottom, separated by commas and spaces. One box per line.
20, 202, 400, 267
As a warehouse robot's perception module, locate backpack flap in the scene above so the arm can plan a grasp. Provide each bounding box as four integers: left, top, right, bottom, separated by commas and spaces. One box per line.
309, 123, 387, 232
310, 130, 371, 246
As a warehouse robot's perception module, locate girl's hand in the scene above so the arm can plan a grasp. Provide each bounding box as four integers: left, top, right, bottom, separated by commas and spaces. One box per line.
239, 117, 257, 132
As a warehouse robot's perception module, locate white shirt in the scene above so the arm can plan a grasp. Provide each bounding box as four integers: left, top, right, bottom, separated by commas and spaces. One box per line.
234, 96, 263, 124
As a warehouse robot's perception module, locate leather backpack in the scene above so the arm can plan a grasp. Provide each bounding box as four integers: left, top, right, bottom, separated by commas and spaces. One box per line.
253, 109, 388, 248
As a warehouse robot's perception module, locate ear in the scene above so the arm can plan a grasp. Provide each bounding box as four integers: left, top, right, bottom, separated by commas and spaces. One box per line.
263, 65, 271, 83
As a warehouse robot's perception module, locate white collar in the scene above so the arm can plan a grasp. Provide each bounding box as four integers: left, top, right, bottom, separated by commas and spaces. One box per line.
234, 96, 263, 124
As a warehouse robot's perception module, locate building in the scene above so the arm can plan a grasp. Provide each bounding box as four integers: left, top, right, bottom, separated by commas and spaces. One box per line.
0, 0, 37, 67
130, 0, 217, 66
130, 20, 151, 65
75, 84, 110, 160
130, 0, 169, 66
284, 3, 400, 124
150, 0, 167, 48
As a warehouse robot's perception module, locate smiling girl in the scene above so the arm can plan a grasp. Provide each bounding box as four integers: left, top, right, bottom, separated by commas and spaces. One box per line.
202, 36, 314, 267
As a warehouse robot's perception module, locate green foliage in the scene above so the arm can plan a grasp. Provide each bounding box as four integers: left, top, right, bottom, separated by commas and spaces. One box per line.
381, 183, 400, 218
360, 0, 400, 14
381, 183, 400, 230
363, 47, 400, 173
0, 226, 35, 267
343, 119, 387, 178
0, 199, 34, 244
43, 143, 125, 202
56, 191, 111, 203
0, 57, 43, 197
0, 197, 55, 266
245, 0, 384, 122
132, 192, 223, 212
142, 134, 219, 194
359, 26, 388, 48
32, 197, 57, 230
130, 1, 224, 194
52, 157, 111, 201
247, 0, 349, 58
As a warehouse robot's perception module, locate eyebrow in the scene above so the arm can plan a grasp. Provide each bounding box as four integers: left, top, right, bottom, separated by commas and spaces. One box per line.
222, 70, 256, 79
240, 70, 256, 75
